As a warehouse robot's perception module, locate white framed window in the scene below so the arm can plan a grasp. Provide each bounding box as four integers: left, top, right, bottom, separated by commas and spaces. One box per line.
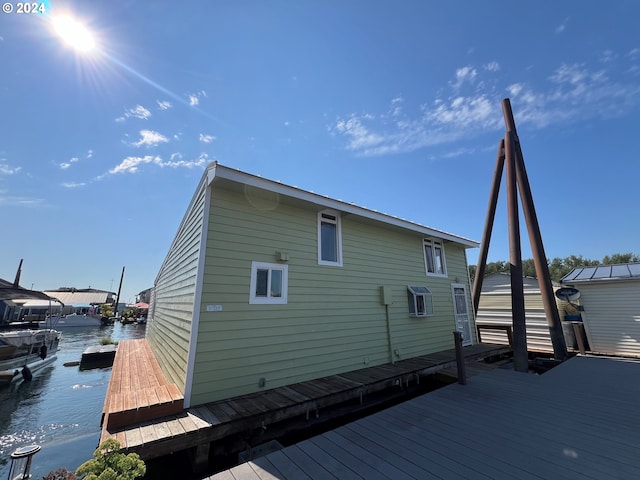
318, 210, 343, 266
407, 286, 434, 317
423, 238, 447, 276
249, 261, 288, 304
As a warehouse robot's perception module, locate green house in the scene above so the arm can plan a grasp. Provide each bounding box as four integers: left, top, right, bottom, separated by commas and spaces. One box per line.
147, 162, 479, 407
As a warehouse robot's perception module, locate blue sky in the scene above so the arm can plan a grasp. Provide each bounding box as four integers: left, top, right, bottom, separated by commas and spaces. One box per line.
1, 1, 639, 303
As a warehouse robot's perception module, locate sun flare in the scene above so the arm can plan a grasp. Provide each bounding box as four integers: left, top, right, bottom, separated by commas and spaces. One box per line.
53, 15, 96, 52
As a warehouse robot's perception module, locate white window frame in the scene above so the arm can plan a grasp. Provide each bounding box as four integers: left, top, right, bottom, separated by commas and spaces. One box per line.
423, 238, 447, 277
249, 261, 288, 304
407, 285, 434, 317
317, 209, 343, 266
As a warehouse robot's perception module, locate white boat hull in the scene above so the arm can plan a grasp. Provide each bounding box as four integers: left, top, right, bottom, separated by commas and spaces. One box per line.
0, 329, 61, 384
40, 313, 104, 328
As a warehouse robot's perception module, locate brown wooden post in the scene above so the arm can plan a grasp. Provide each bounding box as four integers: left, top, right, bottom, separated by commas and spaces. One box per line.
453, 331, 467, 385
505, 129, 528, 373
472, 140, 506, 315
502, 98, 568, 361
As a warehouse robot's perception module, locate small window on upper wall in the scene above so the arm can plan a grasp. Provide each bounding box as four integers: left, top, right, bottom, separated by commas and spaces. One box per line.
423, 238, 447, 276
249, 261, 288, 304
318, 210, 342, 266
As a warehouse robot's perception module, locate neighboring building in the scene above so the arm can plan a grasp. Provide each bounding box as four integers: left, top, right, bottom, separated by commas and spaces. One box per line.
475, 272, 573, 353
148, 162, 479, 407
43, 287, 117, 306
561, 263, 640, 358
136, 288, 152, 304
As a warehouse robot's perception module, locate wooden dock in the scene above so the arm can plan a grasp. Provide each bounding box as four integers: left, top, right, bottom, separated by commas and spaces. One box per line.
100, 339, 511, 468
207, 355, 640, 479
101, 339, 184, 431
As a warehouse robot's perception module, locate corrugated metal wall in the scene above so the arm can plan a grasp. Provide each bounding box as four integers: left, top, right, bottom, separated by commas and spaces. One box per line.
576, 281, 640, 357
476, 273, 571, 353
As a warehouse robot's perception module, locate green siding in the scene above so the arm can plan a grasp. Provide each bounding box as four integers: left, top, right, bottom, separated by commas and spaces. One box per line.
146, 178, 207, 391
189, 186, 475, 405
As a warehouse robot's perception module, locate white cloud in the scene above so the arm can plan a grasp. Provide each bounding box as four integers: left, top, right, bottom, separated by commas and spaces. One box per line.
133, 130, 169, 147
0, 162, 21, 175
188, 90, 207, 106
157, 100, 172, 110
62, 181, 87, 188
86, 149, 93, 158
117, 105, 152, 122
484, 62, 500, 72
110, 156, 161, 174
199, 133, 215, 143
109, 153, 209, 175
451, 66, 477, 89
556, 17, 570, 34
59, 157, 79, 169
331, 52, 640, 156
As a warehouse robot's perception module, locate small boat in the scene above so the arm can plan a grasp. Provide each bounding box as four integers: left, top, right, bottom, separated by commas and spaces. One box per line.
0, 329, 61, 384
44, 313, 104, 328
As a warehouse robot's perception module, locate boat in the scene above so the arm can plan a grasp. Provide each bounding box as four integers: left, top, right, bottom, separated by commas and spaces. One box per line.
44, 312, 105, 328
0, 329, 61, 384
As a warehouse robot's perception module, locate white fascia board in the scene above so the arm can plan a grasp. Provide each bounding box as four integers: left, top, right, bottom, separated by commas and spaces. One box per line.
207, 162, 479, 248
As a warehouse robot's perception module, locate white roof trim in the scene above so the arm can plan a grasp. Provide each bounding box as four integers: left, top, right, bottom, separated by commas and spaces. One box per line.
207, 162, 479, 247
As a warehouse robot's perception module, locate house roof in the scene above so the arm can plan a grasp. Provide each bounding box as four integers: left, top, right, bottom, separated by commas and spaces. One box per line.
42, 288, 116, 305
207, 162, 479, 248
0, 278, 55, 302
561, 263, 640, 284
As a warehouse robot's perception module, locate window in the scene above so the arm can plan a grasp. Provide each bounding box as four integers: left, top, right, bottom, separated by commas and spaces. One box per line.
318, 210, 342, 266
423, 238, 447, 276
249, 261, 288, 304
407, 286, 434, 317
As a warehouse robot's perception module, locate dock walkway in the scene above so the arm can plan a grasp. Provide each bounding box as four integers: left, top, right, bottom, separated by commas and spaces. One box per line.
101, 339, 184, 430
207, 355, 640, 479
100, 340, 511, 465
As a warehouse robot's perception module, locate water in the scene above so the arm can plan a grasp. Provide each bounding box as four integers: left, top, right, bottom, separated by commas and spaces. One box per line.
0, 322, 147, 479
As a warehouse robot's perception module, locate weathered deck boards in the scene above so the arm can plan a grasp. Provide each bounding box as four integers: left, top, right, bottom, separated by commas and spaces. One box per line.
101, 339, 184, 431
207, 355, 640, 480
100, 342, 510, 461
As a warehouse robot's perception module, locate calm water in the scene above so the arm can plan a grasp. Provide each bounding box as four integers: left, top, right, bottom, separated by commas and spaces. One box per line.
0, 322, 147, 479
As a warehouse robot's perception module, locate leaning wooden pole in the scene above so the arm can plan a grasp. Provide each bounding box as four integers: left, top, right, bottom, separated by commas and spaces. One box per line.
114, 266, 125, 317
501, 103, 568, 360
472, 139, 505, 315
505, 129, 528, 373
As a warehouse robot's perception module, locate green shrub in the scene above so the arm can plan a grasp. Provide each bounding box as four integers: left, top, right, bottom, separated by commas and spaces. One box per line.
75, 439, 145, 480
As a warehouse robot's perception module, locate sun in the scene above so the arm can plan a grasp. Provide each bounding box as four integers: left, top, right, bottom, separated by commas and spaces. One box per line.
52, 15, 96, 53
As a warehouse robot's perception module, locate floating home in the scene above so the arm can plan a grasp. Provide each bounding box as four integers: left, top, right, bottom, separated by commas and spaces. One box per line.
147, 162, 480, 408
560, 262, 640, 358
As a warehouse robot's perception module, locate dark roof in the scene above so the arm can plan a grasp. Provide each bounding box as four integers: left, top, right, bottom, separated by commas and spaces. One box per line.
561, 263, 640, 283
0, 278, 56, 302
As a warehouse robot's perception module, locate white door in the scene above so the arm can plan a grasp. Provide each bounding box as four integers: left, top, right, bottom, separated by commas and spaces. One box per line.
451, 283, 472, 346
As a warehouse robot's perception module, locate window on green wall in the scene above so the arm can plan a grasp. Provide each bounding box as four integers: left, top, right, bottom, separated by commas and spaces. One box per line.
249, 261, 288, 304
423, 238, 447, 276
407, 285, 434, 317
318, 210, 343, 266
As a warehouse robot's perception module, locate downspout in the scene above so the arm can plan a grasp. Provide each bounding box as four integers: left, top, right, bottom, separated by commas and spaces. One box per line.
385, 304, 395, 364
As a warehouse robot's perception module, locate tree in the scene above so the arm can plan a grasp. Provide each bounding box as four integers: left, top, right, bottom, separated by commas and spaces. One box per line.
75, 439, 145, 480
469, 252, 639, 283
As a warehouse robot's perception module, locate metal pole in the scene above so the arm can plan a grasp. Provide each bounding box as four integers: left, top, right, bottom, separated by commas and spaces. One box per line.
472, 140, 506, 315
505, 129, 528, 373
502, 98, 568, 361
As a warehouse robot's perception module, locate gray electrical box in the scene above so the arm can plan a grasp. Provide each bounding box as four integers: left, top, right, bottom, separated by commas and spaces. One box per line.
380, 286, 393, 305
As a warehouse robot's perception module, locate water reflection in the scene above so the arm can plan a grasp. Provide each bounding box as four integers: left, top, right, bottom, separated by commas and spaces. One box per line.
0, 322, 146, 478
